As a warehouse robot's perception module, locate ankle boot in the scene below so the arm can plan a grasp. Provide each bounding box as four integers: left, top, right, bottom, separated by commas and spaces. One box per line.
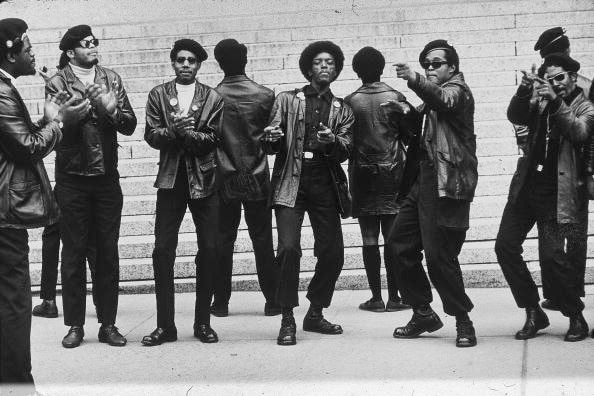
277, 309, 296, 346
564, 312, 589, 342
515, 306, 549, 340
393, 306, 443, 338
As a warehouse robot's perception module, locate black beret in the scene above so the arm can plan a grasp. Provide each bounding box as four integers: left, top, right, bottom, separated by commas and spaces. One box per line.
542, 52, 580, 73
0, 18, 28, 51
59, 25, 93, 51
418, 39, 459, 71
214, 39, 247, 67
299, 40, 344, 81
170, 39, 207, 62
534, 27, 569, 57
352, 46, 385, 76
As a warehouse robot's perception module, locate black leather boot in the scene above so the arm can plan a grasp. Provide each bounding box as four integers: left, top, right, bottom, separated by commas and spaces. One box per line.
564, 313, 589, 342
303, 305, 343, 334
277, 309, 296, 346
455, 318, 477, 347
515, 306, 549, 340
393, 306, 443, 338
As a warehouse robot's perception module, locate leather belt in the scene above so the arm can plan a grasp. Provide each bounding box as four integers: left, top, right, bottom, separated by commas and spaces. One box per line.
302, 151, 325, 161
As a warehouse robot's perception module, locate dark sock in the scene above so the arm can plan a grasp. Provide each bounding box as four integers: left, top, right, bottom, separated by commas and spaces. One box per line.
281, 307, 294, 319
415, 304, 432, 315
362, 245, 382, 300
306, 303, 323, 318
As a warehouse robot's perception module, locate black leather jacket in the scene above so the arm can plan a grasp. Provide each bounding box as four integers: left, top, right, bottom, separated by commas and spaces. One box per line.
0, 72, 61, 228
46, 64, 137, 178
144, 79, 224, 199
263, 87, 353, 209
345, 82, 414, 217
507, 87, 594, 223
215, 75, 274, 202
407, 72, 478, 201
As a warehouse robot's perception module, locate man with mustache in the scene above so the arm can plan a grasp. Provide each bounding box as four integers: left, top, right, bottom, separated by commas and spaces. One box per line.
387, 39, 478, 348
263, 41, 353, 346
496, 53, 594, 342
0, 17, 87, 392
142, 39, 223, 345
46, 24, 137, 348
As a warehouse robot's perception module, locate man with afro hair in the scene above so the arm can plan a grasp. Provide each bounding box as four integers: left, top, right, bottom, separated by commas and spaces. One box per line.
263, 40, 353, 346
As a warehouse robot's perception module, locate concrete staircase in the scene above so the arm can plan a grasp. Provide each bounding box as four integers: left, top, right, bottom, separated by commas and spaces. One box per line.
5, 0, 594, 293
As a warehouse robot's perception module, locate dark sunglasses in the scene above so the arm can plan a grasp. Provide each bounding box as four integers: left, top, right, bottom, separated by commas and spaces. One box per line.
78, 38, 99, 49
420, 60, 448, 70
547, 72, 568, 84
175, 57, 198, 65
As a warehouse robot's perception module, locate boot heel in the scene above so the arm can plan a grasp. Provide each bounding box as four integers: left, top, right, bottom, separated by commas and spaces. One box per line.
427, 319, 444, 333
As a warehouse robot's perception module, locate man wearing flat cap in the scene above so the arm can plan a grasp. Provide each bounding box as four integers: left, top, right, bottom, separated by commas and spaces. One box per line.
46, 24, 138, 349
388, 39, 478, 347
496, 52, 594, 342
263, 40, 353, 346
142, 38, 224, 346
0, 17, 87, 391
210, 39, 280, 318
530, 27, 593, 312
344, 46, 413, 314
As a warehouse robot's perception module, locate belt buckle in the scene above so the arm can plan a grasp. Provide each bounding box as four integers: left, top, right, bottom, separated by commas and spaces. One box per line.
303, 152, 314, 159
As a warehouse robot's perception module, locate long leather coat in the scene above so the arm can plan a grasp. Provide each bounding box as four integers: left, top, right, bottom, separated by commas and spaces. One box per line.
46, 64, 137, 177
144, 79, 224, 199
0, 72, 61, 228
345, 82, 412, 217
263, 87, 354, 209
407, 72, 478, 201
215, 75, 274, 202
507, 88, 594, 224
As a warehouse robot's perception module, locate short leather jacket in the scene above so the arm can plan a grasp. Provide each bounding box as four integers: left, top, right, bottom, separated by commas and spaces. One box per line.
0, 72, 61, 228
263, 87, 354, 208
215, 75, 274, 202
144, 79, 224, 199
507, 87, 594, 223
407, 72, 478, 201
46, 64, 137, 177
345, 82, 413, 217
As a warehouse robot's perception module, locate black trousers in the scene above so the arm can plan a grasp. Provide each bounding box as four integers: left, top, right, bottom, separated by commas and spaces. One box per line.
56, 176, 123, 326
387, 161, 474, 316
275, 161, 344, 309
0, 228, 35, 389
152, 169, 218, 328
40, 221, 97, 303
495, 186, 586, 317
213, 198, 277, 306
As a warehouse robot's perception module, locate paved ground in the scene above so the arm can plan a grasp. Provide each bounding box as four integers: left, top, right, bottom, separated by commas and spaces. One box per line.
26, 287, 594, 396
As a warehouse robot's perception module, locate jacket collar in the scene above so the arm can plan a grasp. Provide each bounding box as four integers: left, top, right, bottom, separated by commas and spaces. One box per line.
353, 81, 395, 94
62, 63, 108, 94
220, 75, 250, 84
165, 78, 208, 116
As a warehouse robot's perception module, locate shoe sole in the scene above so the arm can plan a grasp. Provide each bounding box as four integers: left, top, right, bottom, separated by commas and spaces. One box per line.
359, 306, 385, 313
62, 340, 83, 348
32, 312, 59, 318
98, 337, 127, 347
303, 326, 343, 335
196, 337, 219, 343
514, 321, 550, 340
141, 336, 177, 346
456, 339, 478, 348
393, 321, 444, 338
277, 339, 296, 346
385, 306, 412, 312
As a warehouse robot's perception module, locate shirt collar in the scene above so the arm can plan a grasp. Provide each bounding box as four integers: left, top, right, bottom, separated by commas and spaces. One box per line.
0, 67, 16, 82
303, 84, 333, 103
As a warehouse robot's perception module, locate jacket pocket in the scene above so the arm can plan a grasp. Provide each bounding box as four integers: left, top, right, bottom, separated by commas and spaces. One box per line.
9, 180, 44, 224
56, 147, 82, 174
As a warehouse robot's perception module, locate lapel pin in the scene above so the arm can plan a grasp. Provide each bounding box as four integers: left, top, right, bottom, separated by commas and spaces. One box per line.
169, 98, 178, 107
333, 101, 341, 108
296, 92, 305, 100
191, 104, 198, 112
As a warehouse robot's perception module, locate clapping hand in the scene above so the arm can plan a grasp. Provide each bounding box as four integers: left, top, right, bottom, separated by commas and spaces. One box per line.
44, 91, 91, 125
263, 125, 284, 142
380, 100, 410, 114
85, 80, 120, 116
170, 111, 195, 137
316, 122, 335, 144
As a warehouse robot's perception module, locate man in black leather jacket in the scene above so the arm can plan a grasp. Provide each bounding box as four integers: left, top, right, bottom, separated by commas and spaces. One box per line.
387, 40, 478, 348
210, 39, 279, 317
142, 39, 224, 346
0, 17, 87, 391
46, 25, 137, 349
